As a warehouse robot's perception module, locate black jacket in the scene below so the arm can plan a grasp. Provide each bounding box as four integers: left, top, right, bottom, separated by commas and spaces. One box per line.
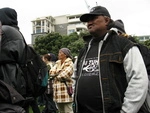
74, 32, 136, 113
0, 8, 26, 96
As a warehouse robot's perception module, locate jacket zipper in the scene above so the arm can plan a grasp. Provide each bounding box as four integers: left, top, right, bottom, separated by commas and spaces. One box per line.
74, 39, 92, 112
75, 32, 110, 113
98, 32, 110, 113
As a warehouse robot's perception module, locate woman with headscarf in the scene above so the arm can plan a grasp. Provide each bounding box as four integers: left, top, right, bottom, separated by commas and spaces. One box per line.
50, 48, 74, 113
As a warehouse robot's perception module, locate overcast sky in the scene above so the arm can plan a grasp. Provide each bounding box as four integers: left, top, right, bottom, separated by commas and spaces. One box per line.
1, 0, 150, 44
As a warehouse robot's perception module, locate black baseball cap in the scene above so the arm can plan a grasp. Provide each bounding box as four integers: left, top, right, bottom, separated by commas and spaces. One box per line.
80, 6, 111, 22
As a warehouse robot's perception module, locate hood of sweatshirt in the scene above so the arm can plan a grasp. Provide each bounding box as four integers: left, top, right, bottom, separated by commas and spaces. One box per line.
0, 7, 19, 29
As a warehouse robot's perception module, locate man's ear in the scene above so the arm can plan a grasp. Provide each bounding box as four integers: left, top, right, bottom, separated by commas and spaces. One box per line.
104, 16, 111, 24
104, 17, 111, 28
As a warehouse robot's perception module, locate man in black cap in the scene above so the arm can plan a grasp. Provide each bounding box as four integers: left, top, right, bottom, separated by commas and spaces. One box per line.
74, 6, 148, 113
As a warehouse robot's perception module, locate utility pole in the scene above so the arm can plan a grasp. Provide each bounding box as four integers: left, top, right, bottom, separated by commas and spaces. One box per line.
84, 0, 90, 12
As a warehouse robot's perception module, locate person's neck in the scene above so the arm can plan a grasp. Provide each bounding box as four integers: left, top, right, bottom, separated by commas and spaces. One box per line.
61, 58, 67, 64
93, 32, 107, 41
92, 31, 107, 39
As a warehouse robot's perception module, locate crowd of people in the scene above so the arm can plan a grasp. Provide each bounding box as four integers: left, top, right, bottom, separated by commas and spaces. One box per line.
0, 5, 149, 113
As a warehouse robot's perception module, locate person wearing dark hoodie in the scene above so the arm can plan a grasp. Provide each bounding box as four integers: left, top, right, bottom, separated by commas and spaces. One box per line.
0, 7, 40, 113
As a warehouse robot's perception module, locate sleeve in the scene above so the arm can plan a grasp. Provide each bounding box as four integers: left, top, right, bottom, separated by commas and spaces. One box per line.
49, 61, 58, 75
121, 46, 149, 113
2, 39, 26, 63
15, 39, 26, 63
57, 60, 74, 81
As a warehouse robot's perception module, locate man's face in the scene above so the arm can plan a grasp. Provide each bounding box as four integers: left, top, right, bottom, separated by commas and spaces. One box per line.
86, 15, 110, 37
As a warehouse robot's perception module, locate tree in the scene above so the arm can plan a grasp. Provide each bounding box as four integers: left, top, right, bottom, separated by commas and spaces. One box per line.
33, 32, 63, 55
144, 39, 150, 49
134, 36, 150, 48
62, 32, 85, 56
33, 32, 86, 57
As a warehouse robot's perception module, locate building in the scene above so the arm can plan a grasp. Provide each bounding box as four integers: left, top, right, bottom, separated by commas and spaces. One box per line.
31, 16, 55, 44
31, 14, 87, 44
137, 35, 150, 42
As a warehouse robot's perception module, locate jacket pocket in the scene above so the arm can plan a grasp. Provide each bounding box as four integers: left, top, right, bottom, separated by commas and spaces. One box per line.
109, 53, 124, 78
109, 52, 123, 64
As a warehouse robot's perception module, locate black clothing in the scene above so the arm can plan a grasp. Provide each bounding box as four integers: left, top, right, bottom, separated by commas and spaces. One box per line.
0, 7, 28, 112
0, 7, 26, 96
0, 25, 26, 96
30, 98, 41, 113
74, 32, 135, 113
0, 103, 26, 113
77, 39, 102, 113
0, 7, 18, 29
0, 80, 26, 113
42, 94, 58, 113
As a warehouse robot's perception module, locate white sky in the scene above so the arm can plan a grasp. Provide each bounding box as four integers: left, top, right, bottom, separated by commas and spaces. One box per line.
1, 0, 150, 44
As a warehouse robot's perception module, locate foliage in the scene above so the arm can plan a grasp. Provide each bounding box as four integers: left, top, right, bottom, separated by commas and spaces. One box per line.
132, 36, 140, 43
62, 32, 85, 56
68, 36, 85, 56
129, 36, 150, 49
144, 39, 150, 49
33, 32, 85, 57
33, 31, 150, 58
33, 33, 62, 55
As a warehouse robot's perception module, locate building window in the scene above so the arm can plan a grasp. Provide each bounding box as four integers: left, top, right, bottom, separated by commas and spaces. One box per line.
42, 29, 44, 33
42, 21, 44, 26
69, 17, 75, 19
76, 28, 82, 32
68, 29, 75, 35
36, 21, 41, 26
145, 36, 150, 40
76, 16, 80, 18
36, 28, 41, 33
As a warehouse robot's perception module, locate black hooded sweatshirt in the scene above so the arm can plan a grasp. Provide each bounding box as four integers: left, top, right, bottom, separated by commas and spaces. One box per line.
0, 7, 26, 99
0, 7, 19, 29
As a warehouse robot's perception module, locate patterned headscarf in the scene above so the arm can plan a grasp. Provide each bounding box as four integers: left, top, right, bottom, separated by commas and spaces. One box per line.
60, 48, 73, 59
